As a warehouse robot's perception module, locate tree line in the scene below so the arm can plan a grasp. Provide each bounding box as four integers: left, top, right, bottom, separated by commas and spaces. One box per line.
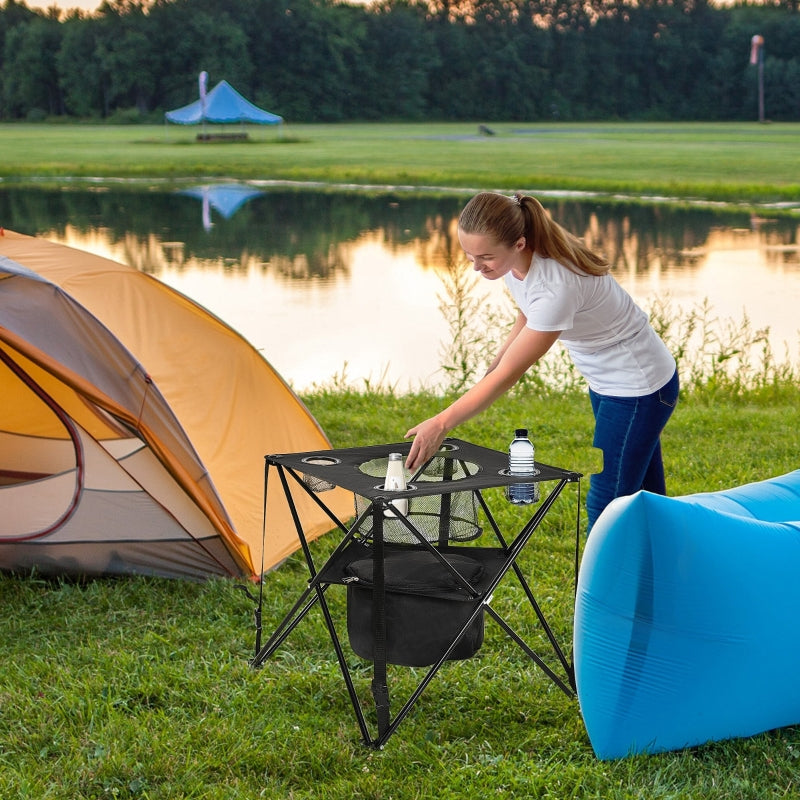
1, 0, 798, 123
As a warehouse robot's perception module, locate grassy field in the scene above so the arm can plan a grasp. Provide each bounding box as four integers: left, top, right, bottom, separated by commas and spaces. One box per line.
3, 121, 800, 798
1, 121, 799, 205
2, 387, 800, 799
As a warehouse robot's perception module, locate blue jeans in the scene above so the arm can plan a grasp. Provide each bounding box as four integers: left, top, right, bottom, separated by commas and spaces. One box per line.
586, 369, 679, 532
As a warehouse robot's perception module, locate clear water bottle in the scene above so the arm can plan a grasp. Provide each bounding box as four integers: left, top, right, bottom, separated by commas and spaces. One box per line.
384, 452, 409, 517
507, 429, 539, 505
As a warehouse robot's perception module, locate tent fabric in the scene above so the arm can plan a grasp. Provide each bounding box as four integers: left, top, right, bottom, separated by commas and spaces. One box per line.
165, 80, 283, 125
0, 231, 352, 581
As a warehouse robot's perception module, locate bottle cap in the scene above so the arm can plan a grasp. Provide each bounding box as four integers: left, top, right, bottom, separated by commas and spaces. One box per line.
515, 429, 528, 437
388, 452, 403, 461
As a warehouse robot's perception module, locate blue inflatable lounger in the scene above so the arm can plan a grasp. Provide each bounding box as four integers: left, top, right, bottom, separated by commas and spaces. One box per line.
574, 470, 800, 760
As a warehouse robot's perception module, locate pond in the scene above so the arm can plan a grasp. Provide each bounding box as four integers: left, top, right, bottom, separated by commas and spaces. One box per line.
2, 183, 799, 392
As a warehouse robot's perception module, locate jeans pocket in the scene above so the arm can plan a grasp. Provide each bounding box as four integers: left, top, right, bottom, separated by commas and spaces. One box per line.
657, 371, 679, 409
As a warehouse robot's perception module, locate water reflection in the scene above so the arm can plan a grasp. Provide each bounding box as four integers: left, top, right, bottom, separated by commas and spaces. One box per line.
178, 184, 265, 232
1, 184, 798, 391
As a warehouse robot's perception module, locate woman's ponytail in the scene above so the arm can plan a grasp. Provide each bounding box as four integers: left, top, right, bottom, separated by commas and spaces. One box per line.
518, 194, 610, 277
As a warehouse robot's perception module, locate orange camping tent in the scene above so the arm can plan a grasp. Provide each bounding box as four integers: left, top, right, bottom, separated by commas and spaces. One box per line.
0, 230, 352, 580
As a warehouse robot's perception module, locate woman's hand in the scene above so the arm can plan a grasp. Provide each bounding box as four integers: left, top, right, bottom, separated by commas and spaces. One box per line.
405, 415, 449, 472
405, 326, 562, 473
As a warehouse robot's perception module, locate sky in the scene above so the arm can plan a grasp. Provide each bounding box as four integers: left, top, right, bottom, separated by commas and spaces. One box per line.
23, 0, 375, 11
23, 0, 735, 13
25, 0, 100, 11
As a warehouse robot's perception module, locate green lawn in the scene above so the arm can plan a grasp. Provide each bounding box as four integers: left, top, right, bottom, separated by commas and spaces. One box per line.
2, 388, 800, 799
2, 121, 799, 205
3, 120, 800, 798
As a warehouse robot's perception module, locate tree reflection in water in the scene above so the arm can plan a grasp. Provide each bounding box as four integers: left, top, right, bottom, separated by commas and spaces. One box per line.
1, 184, 798, 391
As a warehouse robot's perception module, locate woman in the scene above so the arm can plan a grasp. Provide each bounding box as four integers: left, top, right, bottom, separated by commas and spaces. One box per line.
405, 191, 679, 531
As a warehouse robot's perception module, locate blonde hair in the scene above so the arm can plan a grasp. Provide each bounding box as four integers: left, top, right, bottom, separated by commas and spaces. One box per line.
458, 191, 610, 277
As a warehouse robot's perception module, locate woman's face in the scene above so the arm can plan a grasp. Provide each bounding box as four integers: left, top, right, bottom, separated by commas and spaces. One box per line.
458, 229, 528, 281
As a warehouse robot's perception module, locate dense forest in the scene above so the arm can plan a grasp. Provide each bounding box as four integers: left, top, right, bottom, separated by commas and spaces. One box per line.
0, 0, 798, 123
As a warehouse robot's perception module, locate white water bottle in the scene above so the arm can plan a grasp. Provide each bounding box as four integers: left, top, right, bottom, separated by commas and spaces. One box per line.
507, 429, 539, 505
384, 452, 408, 517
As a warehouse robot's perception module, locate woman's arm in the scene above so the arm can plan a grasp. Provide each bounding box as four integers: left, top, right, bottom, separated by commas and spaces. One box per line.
405, 324, 562, 471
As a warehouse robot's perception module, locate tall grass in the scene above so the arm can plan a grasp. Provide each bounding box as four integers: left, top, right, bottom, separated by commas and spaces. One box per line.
436, 261, 800, 401
649, 296, 800, 401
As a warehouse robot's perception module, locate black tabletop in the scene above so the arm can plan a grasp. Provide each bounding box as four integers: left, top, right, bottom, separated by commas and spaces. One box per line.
266, 438, 580, 498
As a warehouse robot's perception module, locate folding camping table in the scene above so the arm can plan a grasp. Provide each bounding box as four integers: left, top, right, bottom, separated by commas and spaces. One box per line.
251, 438, 582, 749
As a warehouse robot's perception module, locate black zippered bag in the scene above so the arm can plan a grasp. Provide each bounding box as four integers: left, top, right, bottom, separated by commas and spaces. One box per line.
345, 549, 485, 667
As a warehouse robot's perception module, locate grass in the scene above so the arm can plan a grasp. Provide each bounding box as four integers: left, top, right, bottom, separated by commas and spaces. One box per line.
2, 384, 800, 799
1, 121, 800, 206
3, 120, 800, 797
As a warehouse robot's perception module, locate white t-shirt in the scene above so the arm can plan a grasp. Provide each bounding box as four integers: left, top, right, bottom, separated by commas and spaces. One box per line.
504, 254, 676, 396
